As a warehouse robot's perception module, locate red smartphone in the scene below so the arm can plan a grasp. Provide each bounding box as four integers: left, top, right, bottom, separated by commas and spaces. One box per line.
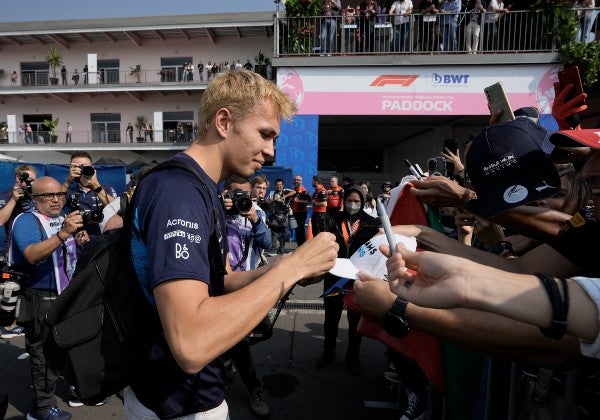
558, 66, 584, 101
558, 66, 585, 127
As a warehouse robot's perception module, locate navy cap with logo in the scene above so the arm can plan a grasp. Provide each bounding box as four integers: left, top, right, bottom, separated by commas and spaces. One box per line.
466, 118, 560, 218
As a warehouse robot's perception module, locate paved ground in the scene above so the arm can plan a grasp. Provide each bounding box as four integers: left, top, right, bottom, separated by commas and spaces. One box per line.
1, 248, 408, 420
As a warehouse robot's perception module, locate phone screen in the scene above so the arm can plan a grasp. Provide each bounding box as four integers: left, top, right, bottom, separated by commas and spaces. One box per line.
443, 138, 459, 155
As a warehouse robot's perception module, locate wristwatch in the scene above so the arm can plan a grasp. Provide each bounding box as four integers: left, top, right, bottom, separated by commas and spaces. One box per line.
382, 297, 409, 338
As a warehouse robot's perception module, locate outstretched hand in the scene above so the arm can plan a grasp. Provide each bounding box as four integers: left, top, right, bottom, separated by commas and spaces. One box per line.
410, 176, 474, 208
383, 243, 471, 310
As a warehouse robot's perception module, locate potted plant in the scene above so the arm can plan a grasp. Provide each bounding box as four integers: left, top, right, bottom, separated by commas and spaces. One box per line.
42, 117, 60, 143
129, 64, 142, 83
134, 115, 148, 142
254, 51, 272, 79
45, 47, 62, 85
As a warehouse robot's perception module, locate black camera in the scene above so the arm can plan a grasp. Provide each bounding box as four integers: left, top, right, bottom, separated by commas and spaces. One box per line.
255, 198, 270, 212
296, 191, 311, 201
18, 172, 33, 196
0, 269, 27, 327
225, 189, 253, 214
80, 165, 95, 177
71, 192, 104, 224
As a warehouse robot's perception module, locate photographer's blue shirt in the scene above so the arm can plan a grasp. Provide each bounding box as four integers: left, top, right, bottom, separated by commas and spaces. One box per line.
9, 212, 57, 291
130, 152, 228, 419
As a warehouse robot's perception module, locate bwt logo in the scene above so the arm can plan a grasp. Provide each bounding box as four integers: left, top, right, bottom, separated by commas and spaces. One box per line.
432, 73, 470, 84
370, 75, 419, 87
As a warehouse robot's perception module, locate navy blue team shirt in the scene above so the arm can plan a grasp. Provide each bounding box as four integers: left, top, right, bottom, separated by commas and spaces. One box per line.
130, 152, 228, 419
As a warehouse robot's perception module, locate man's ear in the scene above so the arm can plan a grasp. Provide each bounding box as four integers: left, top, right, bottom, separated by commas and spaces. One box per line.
214, 108, 232, 139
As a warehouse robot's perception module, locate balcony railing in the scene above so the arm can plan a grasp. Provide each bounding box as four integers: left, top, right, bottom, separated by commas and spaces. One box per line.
0, 130, 195, 145
275, 8, 599, 57
0, 68, 227, 88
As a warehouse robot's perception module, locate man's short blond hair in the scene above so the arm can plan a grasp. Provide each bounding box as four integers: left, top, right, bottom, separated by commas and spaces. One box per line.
197, 69, 297, 138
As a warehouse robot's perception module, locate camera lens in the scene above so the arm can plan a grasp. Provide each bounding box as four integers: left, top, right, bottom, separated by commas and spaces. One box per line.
235, 197, 253, 213
81, 166, 95, 177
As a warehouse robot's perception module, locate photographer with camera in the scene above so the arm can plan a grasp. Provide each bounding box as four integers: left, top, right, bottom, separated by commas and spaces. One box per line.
250, 174, 270, 214
62, 152, 116, 240
0, 165, 38, 339
221, 175, 272, 417
8, 176, 90, 420
267, 178, 293, 255
0, 165, 37, 258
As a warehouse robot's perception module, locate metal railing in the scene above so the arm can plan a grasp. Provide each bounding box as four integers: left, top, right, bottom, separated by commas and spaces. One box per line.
1, 129, 195, 145
0, 68, 222, 88
275, 8, 599, 56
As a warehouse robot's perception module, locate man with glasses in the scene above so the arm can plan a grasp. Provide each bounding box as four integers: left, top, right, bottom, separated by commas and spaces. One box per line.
8, 176, 89, 420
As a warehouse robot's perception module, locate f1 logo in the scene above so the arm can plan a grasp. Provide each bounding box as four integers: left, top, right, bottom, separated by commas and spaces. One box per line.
370, 75, 419, 87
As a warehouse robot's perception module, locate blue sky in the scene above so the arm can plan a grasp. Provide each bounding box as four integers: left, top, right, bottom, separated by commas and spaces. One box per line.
0, 0, 277, 22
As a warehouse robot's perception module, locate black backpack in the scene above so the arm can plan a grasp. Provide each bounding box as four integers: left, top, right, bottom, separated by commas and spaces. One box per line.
43, 160, 202, 404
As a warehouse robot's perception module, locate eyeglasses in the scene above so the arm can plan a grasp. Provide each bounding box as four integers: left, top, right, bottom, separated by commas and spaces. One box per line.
31, 192, 67, 201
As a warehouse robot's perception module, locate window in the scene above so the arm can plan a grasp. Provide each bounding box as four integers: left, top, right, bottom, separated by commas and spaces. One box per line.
163, 111, 194, 142
160, 57, 193, 82
97, 59, 120, 84
90, 113, 121, 143
20, 62, 49, 86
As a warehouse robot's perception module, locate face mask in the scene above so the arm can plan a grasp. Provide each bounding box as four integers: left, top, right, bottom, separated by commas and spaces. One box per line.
345, 202, 361, 215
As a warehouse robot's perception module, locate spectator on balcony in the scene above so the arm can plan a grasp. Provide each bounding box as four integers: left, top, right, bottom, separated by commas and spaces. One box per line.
126, 122, 134, 143
465, 0, 486, 53
576, 0, 597, 43
342, 5, 358, 53
10, 71, 18, 86
320, 0, 342, 55
60, 65, 67, 85
206, 61, 214, 81
419, 0, 439, 51
17, 125, 25, 143
359, 0, 381, 52
66, 122, 72, 143
197, 61, 204, 81
390, 0, 413, 52
72, 69, 80, 85
145, 123, 153, 142
25, 124, 33, 144
484, 0, 509, 51
439, 0, 461, 51
83, 65, 88, 84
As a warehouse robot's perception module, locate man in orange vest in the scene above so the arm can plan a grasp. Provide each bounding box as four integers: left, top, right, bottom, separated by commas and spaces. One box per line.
311, 176, 329, 237
288, 175, 310, 245
326, 176, 344, 215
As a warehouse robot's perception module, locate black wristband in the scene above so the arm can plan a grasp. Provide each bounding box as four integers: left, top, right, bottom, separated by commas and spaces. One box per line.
94, 186, 103, 193
535, 273, 567, 339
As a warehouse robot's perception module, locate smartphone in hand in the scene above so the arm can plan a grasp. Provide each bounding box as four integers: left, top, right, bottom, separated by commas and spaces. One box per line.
558, 65, 585, 128
443, 138, 459, 155
484, 82, 515, 123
